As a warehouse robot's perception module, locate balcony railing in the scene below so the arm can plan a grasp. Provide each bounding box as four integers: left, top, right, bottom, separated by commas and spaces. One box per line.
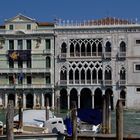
0, 84, 53, 89
118, 80, 126, 86
118, 52, 126, 59
59, 80, 67, 85
43, 49, 51, 54
58, 53, 67, 59
0, 68, 51, 74
103, 80, 112, 86
69, 52, 103, 58
103, 52, 111, 59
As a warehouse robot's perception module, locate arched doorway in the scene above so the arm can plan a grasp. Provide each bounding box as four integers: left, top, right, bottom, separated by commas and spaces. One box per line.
94, 88, 102, 109
70, 88, 78, 109
26, 94, 33, 108
80, 88, 92, 109
105, 88, 114, 110
8, 94, 15, 106
60, 89, 68, 109
120, 90, 126, 106
44, 93, 52, 107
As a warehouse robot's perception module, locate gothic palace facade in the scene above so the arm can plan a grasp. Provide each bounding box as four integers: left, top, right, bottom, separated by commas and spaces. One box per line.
0, 14, 140, 110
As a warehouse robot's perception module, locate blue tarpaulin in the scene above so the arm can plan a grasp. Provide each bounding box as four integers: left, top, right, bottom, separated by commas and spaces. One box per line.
64, 115, 72, 136
64, 108, 102, 135
77, 108, 102, 125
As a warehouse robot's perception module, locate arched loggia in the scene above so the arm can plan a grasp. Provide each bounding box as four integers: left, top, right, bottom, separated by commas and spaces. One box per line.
80, 88, 92, 109
60, 88, 68, 109
94, 88, 102, 109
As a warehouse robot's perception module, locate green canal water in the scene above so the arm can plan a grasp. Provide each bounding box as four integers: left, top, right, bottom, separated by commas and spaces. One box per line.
0, 109, 140, 136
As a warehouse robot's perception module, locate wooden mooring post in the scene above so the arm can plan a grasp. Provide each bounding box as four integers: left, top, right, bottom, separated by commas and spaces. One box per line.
71, 101, 77, 140
46, 97, 49, 121
18, 96, 23, 130
116, 99, 123, 140
102, 95, 107, 134
6, 100, 14, 140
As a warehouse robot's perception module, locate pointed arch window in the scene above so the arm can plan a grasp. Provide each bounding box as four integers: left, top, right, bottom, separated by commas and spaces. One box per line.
75, 43, 80, 56
75, 69, 79, 84
119, 41, 126, 58
87, 69, 91, 84
81, 69, 85, 84
105, 41, 111, 58
98, 42, 102, 56
105, 65, 112, 85
60, 66, 67, 84
98, 69, 103, 83
81, 43, 85, 56
92, 69, 97, 83
70, 43, 74, 57
120, 67, 126, 80
87, 42, 91, 56
61, 42, 67, 53
92, 42, 96, 56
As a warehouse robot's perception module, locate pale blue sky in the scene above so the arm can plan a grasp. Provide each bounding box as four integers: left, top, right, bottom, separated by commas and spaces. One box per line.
0, 0, 140, 23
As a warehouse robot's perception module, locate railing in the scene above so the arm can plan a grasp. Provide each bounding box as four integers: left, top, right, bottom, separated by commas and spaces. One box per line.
69, 80, 73, 84
103, 80, 112, 86
75, 80, 80, 84
43, 49, 51, 54
59, 53, 67, 59
104, 52, 111, 58
56, 18, 138, 27
0, 68, 51, 73
69, 52, 103, 58
87, 80, 91, 84
119, 80, 126, 86
59, 80, 67, 85
118, 52, 126, 58
0, 84, 53, 89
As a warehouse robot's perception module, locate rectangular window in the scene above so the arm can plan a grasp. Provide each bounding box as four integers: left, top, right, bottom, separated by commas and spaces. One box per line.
18, 60, 23, 68
46, 74, 51, 84
18, 40, 23, 50
27, 24, 31, 30
46, 39, 50, 50
18, 77, 23, 85
9, 60, 14, 68
135, 64, 140, 71
26, 40, 31, 50
27, 76, 32, 84
9, 25, 13, 30
136, 40, 140, 44
9, 75, 14, 84
136, 88, 140, 93
9, 40, 14, 50
27, 60, 32, 68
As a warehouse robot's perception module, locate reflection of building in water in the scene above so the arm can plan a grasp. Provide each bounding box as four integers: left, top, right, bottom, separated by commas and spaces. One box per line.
0, 14, 140, 110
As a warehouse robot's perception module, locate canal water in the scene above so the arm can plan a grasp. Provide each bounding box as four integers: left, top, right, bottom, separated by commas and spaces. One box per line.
0, 109, 140, 136
112, 110, 140, 136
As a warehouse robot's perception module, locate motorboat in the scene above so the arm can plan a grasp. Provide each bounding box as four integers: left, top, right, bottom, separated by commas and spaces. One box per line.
14, 109, 66, 134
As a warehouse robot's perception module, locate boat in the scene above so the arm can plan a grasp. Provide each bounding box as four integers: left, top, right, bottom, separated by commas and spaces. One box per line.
64, 108, 102, 135
14, 109, 66, 134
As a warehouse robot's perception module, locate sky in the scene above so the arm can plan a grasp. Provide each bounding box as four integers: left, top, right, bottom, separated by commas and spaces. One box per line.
0, 0, 140, 24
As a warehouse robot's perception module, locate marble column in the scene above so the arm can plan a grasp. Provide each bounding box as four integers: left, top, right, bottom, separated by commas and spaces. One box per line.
23, 93, 26, 109
41, 93, 45, 108
67, 89, 70, 110
15, 93, 18, 108
78, 90, 80, 108
5, 93, 8, 108
52, 89, 55, 109
92, 93, 94, 109
33, 93, 36, 109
